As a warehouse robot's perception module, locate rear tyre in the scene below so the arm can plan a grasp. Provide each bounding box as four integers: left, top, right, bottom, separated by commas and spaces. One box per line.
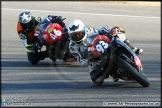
116, 57, 150, 87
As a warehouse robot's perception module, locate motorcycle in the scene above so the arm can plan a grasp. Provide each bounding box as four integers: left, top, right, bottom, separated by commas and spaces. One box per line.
85, 32, 150, 87
34, 17, 72, 62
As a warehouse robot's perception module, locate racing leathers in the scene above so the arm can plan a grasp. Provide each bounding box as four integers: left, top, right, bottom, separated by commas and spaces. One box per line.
17, 15, 65, 64
68, 26, 143, 85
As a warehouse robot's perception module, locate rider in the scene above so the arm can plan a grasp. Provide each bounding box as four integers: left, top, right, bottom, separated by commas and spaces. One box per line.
66, 19, 143, 86
17, 11, 66, 64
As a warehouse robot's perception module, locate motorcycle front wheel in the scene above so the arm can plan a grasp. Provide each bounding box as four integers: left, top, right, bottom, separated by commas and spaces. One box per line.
116, 57, 150, 87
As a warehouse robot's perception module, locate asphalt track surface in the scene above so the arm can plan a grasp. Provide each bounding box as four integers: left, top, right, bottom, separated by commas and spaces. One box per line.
1, 1, 161, 107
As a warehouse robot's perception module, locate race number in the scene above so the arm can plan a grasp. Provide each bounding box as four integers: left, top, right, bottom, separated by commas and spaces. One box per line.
96, 41, 108, 53
50, 29, 61, 40
53, 29, 61, 36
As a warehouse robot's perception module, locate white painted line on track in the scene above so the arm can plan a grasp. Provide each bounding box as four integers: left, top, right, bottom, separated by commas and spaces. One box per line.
2, 8, 160, 19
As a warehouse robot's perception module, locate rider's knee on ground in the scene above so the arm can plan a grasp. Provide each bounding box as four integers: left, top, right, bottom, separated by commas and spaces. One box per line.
27, 52, 40, 64
27, 52, 47, 65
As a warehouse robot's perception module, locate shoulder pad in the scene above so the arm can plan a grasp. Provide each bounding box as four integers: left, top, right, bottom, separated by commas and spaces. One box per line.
35, 17, 41, 22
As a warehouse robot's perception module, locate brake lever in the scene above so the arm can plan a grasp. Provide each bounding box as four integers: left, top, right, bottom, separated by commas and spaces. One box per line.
62, 18, 66, 21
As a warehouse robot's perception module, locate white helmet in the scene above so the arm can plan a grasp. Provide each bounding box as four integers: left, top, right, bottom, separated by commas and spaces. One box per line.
67, 20, 86, 44
18, 11, 34, 32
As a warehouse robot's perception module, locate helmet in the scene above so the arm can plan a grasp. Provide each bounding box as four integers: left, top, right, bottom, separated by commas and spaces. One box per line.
67, 20, 86, 44
18, 11, 34, 32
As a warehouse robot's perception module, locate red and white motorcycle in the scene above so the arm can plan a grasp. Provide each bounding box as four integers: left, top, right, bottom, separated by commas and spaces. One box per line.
34, 17, 74, 62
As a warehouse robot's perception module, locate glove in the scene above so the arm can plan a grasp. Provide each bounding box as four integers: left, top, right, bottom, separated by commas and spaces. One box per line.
117, 26, 125, 33
33, 41, 42, 51
110, 26, 125, 36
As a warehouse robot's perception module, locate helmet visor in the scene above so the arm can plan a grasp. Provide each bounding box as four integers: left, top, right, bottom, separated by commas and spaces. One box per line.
21, 20, 33, 31
70, 30, 85, 42
21, 20, 33, 28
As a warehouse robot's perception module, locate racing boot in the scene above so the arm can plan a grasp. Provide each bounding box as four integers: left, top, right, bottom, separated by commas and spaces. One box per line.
63, 52, 77, 62
132, 47, 143, 55
63, 56, 77, 62
28, 51, 47, 65
124, 38, 143, 55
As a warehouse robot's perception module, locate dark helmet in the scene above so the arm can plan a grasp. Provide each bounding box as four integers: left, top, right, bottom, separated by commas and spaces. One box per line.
19, 11, 35, 32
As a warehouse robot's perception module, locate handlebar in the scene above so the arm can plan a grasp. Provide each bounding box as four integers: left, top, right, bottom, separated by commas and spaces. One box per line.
62, 18, 66, 21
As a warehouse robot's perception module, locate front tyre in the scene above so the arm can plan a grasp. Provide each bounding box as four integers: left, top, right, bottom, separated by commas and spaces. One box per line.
116, 57, 150, 87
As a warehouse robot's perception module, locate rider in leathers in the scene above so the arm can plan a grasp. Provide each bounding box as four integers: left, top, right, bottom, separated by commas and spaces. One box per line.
66, 19, 143, 86
17, 11, 66, 64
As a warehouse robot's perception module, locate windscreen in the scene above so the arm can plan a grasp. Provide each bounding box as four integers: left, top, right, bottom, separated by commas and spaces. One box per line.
35, 18, 50, 32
